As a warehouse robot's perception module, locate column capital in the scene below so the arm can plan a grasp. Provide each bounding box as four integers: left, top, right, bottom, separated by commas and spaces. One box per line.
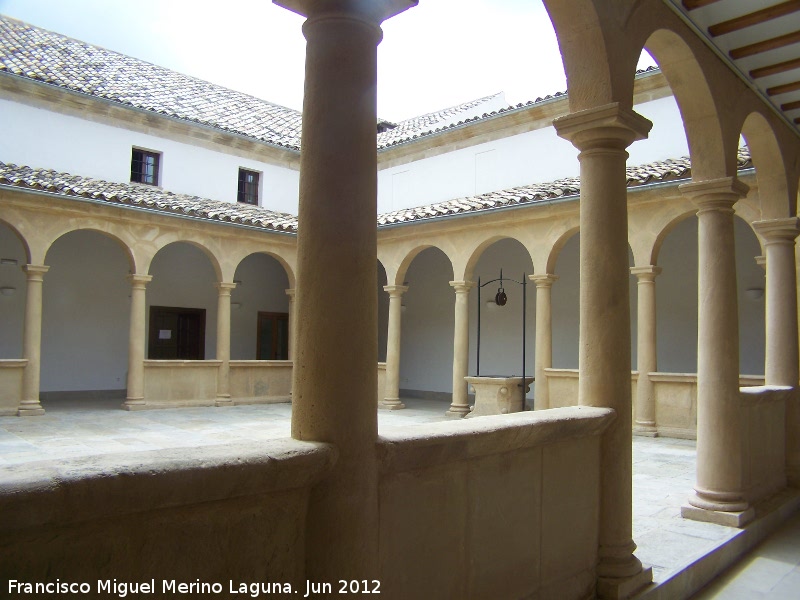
679, 177, 749, 211
753, 217, 800, 242
449, 280, 475, 294
22, 264, 49, 278
383, 284, 409, 297
285, 287, 296, 298
630, 265, 662, 281
126, 273, 153, 287
275, 0, 417, 23
215, 282, 237, 293
529, 273, 559, 288
553, 103, 652, 151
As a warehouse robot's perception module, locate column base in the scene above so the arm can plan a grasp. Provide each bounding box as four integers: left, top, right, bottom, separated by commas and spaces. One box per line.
122, 398, 146, 411
681, 503, 755, 528
215, 395, 233, 407
18, 401, 45, 416
445, 405, 470, 418
633, 422, 658, 437
596, 566, 653, 600
379, 398, 405, 410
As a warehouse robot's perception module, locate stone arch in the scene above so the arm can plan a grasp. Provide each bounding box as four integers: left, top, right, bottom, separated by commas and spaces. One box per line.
740, 111, 794, 219
641, 28, 734, 180
233, 250, 295, 289
44, 227, 136, 274
650, 209, 696, 266
0, 218, 31, 264
147, 239, 222, 282
463, 235, 534, 282
40, 228, 134, 398
230, 251, 292, 361
394, 244, 455, 286
545, 226, 580, 274
542, 0, 637, 111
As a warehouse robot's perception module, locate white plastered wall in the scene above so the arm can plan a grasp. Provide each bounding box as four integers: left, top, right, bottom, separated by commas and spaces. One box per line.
377, 95, 688, 213
0, 99, 300, 214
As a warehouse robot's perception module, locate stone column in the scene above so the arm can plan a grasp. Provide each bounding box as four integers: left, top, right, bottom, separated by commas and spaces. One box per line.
381, 284, 408, 410
554, 104, 653, 597
285, 288, 296, 360
447, 280, 474, 417
215, 282, 237, 407
123, 274, 152, 411
680, 177, 753, 526
19, 264, 49, 416
531, 274, 558, 410
275, 0, 417, 583
753, 218, 800, 486
631, 266, 661, 436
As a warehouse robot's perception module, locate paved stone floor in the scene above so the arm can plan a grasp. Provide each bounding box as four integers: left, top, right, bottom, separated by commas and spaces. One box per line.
0, 396, 797, 596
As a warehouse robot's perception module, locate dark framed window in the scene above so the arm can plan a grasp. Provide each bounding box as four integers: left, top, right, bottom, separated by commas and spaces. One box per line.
131, 148, 160, 185
238, 168, 260, 205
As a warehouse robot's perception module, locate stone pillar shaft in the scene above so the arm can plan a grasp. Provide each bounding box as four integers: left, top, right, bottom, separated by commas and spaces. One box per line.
681, 178, 751, 519
555, 104, 652, 595
531, 274, 557, 410
447, 280, 474, 417
275, 0, 417, 581
19, 264, 49, 416
123, 274, 152, 410
754, 218, 800, 486
631, 266, 661, 436
215, 282, 236, 406
381, 285, 407, 410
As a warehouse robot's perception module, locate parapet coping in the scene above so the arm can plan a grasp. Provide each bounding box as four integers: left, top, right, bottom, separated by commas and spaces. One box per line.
377, 405, 615, 474
0, 437, 336, 533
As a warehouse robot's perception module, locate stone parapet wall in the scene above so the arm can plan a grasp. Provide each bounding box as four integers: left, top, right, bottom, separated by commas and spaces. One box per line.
0, 359, 25, 416
376, 406, 614, 600
0, 438, 336, 586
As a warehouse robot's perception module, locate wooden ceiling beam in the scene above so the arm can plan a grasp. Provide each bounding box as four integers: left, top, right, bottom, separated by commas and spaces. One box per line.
709, 0, 800, 37
730, 30, 800, 59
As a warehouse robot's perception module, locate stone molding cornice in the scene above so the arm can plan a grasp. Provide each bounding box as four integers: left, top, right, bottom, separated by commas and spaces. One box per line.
529, 274, 559, 288
630, 266, 662, 280
753, 217, 800, 242
679, 177, 749, 211
553, 103, 653, 151
449, 280, 475, 294
383, 285, 409, 297
126, 274, 153, 287
22, 264, 49, 279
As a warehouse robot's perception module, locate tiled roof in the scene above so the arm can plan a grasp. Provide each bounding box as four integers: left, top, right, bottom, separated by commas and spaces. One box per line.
0, 162, 299, 233
0, 149, 752, 233
376, 94, 506, 149
1, 16, 665, 156
376, 147, 753, 226
0, 15, 304, 151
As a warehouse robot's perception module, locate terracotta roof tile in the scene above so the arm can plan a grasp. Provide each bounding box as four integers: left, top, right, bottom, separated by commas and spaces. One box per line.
376, 147, 752, 226
0, 162, 298, 233
0, 15, 303, 151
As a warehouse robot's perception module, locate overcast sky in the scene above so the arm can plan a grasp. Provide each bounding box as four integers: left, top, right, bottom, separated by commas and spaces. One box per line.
0, 0, 655, 122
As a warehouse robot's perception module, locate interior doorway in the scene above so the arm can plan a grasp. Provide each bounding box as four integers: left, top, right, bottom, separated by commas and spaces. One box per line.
148, 306, 206, 359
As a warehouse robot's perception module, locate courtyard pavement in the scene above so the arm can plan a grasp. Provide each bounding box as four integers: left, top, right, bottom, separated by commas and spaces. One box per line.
0, 397, 797, 597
